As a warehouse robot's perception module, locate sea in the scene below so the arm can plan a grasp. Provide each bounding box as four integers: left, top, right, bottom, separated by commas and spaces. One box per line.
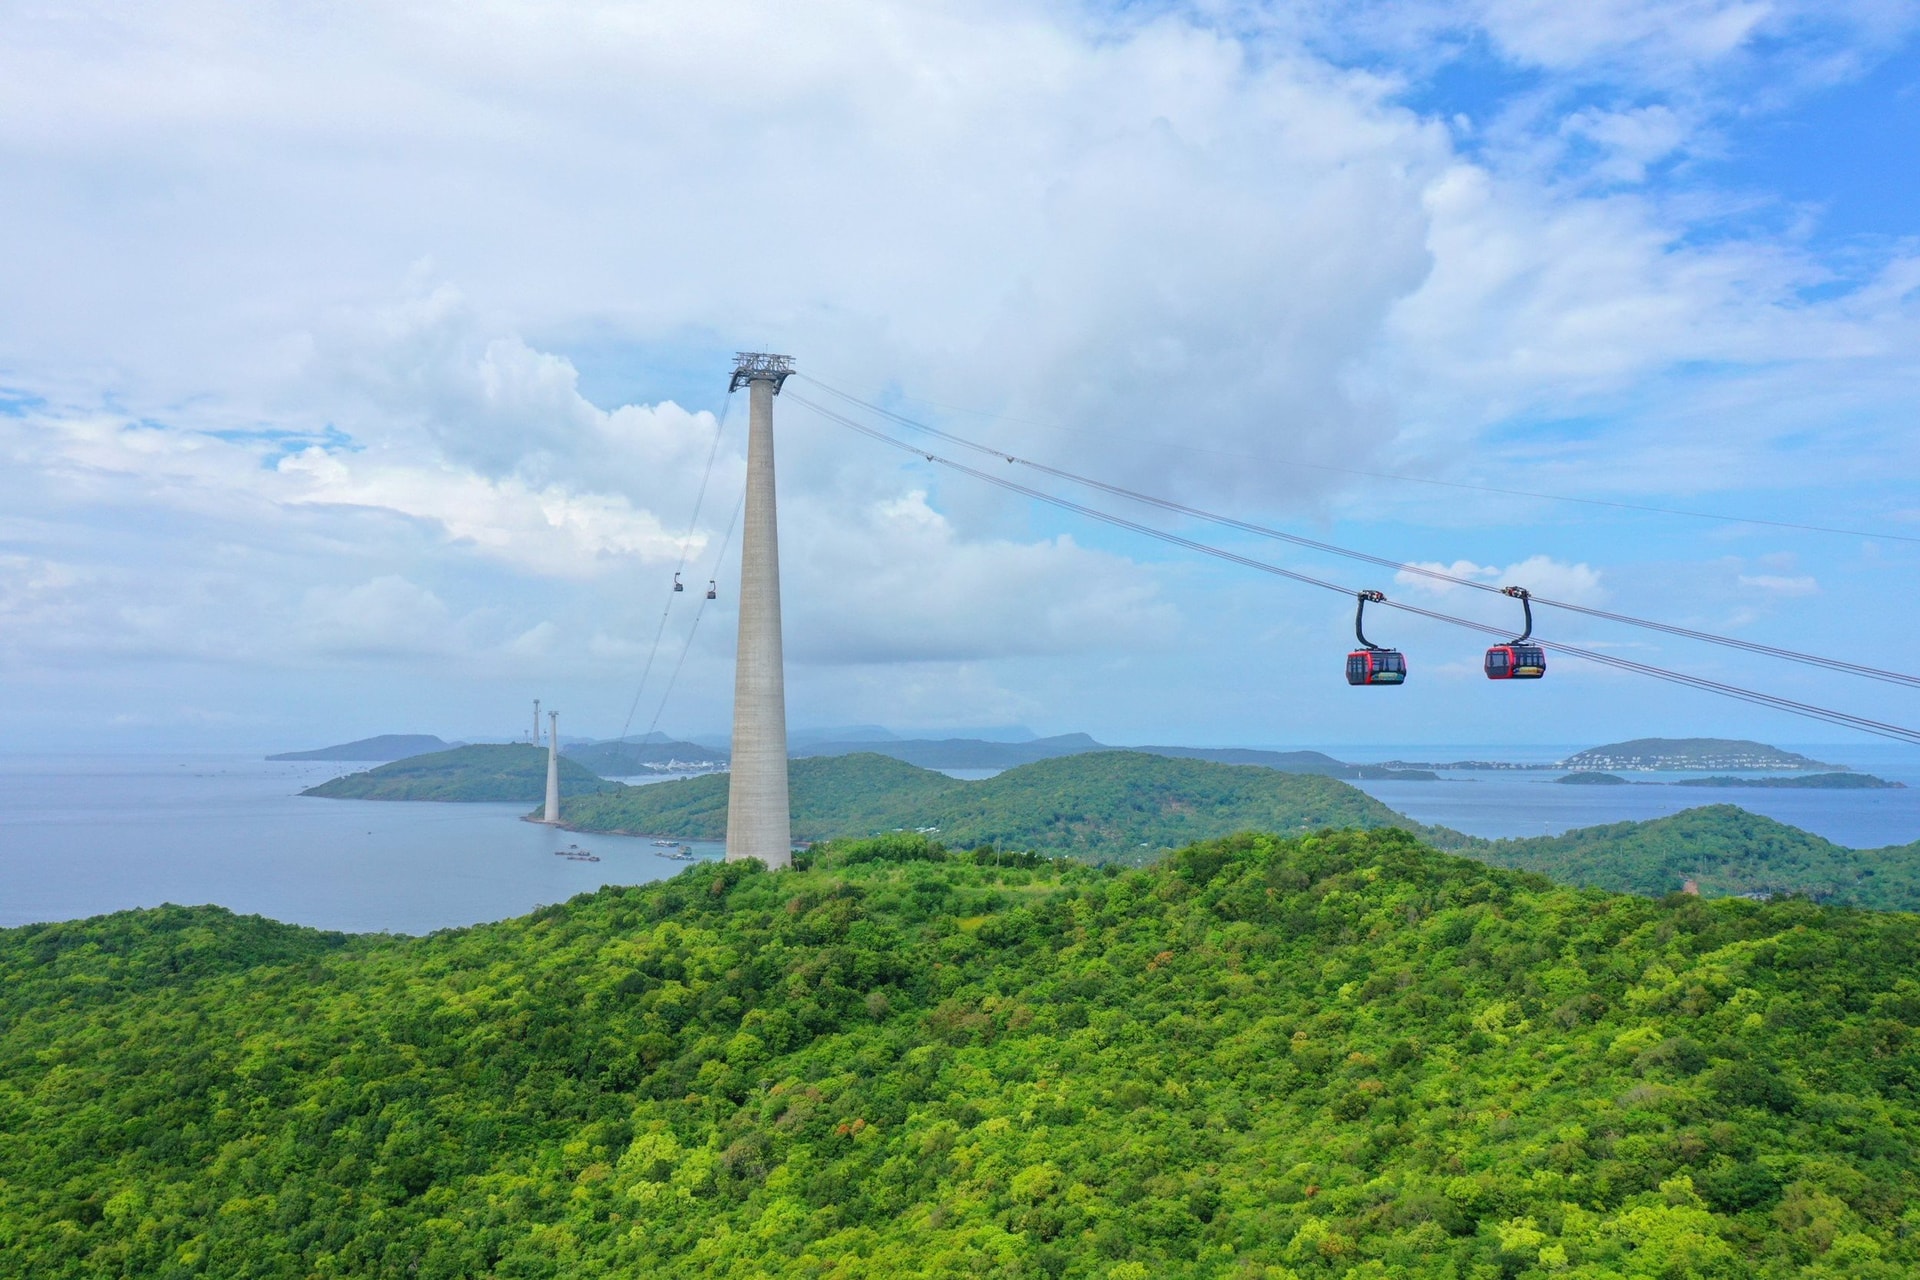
0, 753, 721, 935
3, 743, 1919, 935
1329, 742, 1920, 847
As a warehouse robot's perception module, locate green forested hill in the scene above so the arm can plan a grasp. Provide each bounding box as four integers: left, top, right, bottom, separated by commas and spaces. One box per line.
563, 752, 966, 841
5, 830, 1919, 1277
303, 743, 617, 802
560, 752, 1920, 909
561, 751, 1451, 858
1482, 805, 1920, 909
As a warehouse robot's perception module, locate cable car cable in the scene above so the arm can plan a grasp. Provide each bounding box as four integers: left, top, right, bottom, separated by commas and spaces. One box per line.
642, 484, 748, 744
793, 380, 1920, 690
795, 374, 1920, 546
1377, 597, 1920, 743
617, 391, 736, 744
788, 393, 1920, 745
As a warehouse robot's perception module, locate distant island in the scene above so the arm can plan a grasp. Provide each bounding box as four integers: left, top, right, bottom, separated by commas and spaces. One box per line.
1674, 771, 1902, 789
1559, 737, 1841, 771
302, 744, 616, 803
1555, 771, 1635, 785
268, 733, 452, 762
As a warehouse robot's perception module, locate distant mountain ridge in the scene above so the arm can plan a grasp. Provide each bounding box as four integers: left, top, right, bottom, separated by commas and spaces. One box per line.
268, 734, 452, 762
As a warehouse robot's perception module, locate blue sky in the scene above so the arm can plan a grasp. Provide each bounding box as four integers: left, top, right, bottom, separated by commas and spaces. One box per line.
0, 0, 1917, 752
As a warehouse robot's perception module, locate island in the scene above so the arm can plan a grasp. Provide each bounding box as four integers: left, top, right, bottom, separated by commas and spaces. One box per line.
302, 743, 617, 802
1554, 771, 1634, 785
1557, 737, 1842, 772
1673, 771, 1903, 789
268, 733, 452, 762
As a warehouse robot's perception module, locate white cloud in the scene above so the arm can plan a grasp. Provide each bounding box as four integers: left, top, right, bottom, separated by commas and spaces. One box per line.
1477, 0, 1773, 77
1558, 104, 1690, 183
785, 490, 1178, 664
1737, 573, 1819, 596
1394, 555, 1604, 603
0, 0, 1913, 746
300, 576, 458, 659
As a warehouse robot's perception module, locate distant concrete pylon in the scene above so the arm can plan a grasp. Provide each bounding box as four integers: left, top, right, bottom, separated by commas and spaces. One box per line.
543, 710, 561, 824
533, 698, 542, 747
724, 352, 794, 869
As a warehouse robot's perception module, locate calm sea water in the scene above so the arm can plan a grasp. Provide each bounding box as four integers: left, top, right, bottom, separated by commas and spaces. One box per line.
1329, 743, 1920, 846
6, 745, 1919, 934
0, 753, 721, 934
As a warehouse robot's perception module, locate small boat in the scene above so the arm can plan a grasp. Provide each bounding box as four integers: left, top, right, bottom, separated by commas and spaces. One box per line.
652, 839, 675, 847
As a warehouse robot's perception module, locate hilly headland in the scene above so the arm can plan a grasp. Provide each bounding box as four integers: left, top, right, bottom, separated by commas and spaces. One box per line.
302, 743, 617, 803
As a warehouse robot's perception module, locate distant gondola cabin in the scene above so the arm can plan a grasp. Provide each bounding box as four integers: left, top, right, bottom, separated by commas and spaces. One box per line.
1346, 649, 1407, 686
1484, 644, 1546, 680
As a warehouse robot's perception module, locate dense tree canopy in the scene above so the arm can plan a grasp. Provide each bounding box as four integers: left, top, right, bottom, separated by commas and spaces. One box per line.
4, 828, 1918, 1277
1482, 805, 1920, 908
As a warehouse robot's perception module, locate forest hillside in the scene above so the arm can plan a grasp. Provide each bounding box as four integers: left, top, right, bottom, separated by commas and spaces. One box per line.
1480, 805, 1920, 909
561, 752, 1920, 909
3, 829, 1916, 1277
559, 751, 1447, 857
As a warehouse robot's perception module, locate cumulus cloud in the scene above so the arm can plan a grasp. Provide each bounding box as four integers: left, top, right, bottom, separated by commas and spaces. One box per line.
0, 0, 1913, 744
1558, 104, 1690, 183
300, 576, 458, 659
784, 490, 1179, 664
1394, 555, 1605, 603
1737, 573, 1819, 596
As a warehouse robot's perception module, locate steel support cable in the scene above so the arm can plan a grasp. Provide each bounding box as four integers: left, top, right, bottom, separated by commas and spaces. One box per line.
788, 393, 1920, 745
643, 486, 747, 742
794, 378, 1920, 690
1374, 599, 1920, 743
618, 392, 737, 743
794, 373, 1920, 546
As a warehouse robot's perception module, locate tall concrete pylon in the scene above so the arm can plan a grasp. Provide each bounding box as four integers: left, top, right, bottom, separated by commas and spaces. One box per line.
543, 710, 561, 824
533, 698, 542, 747
724, 352, 794, 868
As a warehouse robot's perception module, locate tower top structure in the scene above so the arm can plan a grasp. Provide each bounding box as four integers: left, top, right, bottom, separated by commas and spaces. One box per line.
729, 352, 795, 394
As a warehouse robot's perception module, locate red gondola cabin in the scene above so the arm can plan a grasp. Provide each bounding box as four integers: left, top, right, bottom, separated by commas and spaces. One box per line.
1484, 586, 1545, 680
1347, 648, 1408, 685
1483, 643, 1545, 680
1346, 590, 1407, 685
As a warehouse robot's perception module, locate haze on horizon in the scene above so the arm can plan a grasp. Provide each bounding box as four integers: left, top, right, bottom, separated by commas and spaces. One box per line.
2, 1, 1918, 753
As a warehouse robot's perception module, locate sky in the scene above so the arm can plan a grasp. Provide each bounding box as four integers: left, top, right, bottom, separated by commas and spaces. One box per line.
1, 0, 1918, 752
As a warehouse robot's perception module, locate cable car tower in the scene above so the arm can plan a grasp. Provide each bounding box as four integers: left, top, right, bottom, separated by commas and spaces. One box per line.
724, 353, 795, 868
